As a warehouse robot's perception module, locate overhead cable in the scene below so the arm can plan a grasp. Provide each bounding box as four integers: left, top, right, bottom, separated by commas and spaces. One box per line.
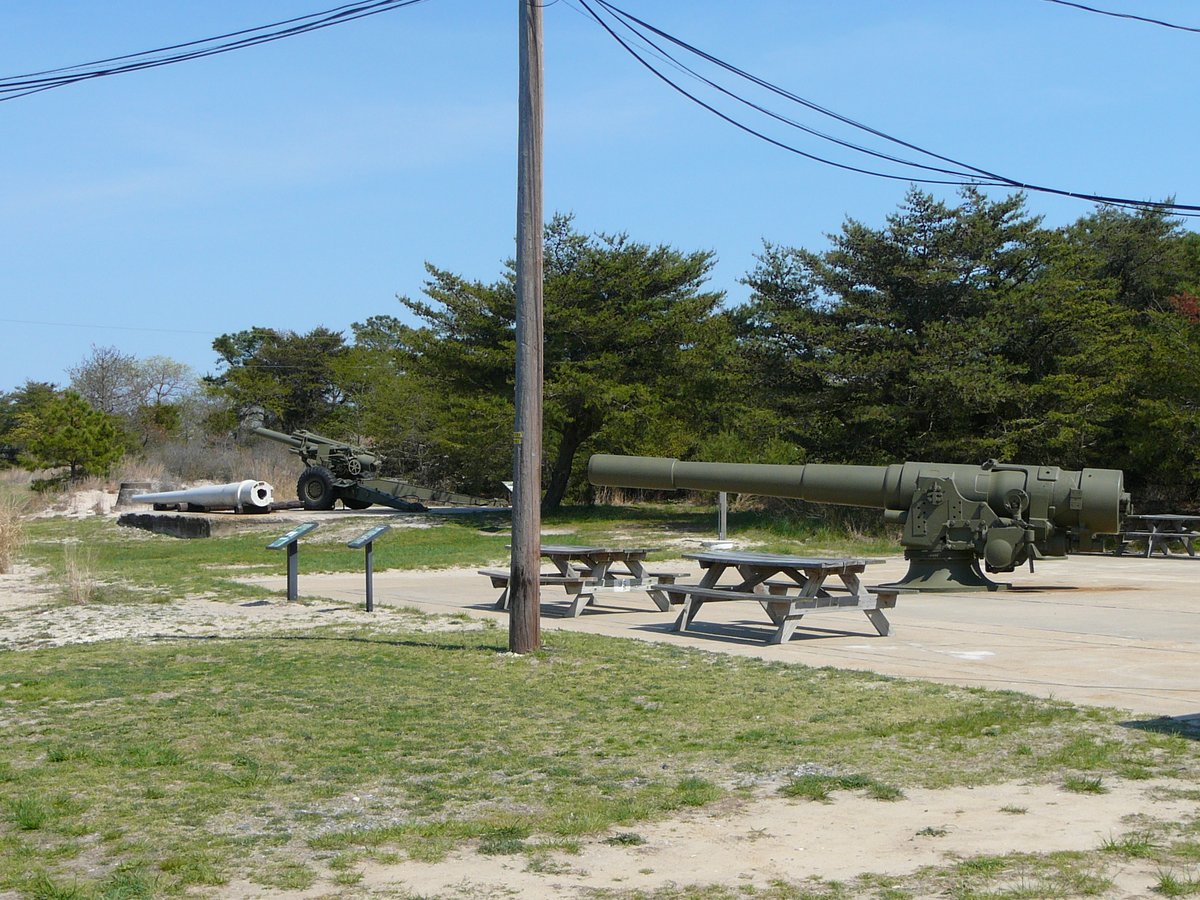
1041, 0, 1200, 34
579, 0, 1199, 215
574, 0, 1004, 189
0, 0, 431, 102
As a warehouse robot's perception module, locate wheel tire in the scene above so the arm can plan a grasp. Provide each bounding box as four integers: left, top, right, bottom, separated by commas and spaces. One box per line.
297, 466, 336, 510
342, 497, 372, 510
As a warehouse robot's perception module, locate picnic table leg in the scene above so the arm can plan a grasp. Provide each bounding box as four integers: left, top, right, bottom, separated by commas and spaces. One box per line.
769, 613, 803, 645
864, 609, 890, 636
646, 588, 672, 612
626, 557, 671, 610
566, 588, 596, 618
836, 569, 870, 600
673, 597, 704, 632
763, 597, 789, 626
494, 584, 510, 611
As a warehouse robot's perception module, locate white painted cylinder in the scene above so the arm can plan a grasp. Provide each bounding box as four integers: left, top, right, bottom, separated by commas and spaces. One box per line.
132, 480, 274, 512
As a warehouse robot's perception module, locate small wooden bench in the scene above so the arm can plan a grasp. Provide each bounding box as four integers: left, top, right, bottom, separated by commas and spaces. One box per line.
479, 568, 596, 617
566, 565, 689, 607
656, 582, 900, 644
1117, 531, 1197, 558
570, 563, 688, 581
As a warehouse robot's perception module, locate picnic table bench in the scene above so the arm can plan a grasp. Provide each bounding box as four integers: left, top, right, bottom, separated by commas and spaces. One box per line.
1116, 515, 1200, 558
660, 550, 896, 644
480, 544, 686, 617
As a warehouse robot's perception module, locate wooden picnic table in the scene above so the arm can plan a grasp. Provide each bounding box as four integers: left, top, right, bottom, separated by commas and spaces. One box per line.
657, 550, 895, 644
1118, 514, 1200, 558
479, 544, 686, 617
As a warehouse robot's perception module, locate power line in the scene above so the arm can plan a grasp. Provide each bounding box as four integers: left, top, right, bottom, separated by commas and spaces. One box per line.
584, 3, 993, 183
578, 0, 1200, 216
0, 0, 432, 102
574, 0, 1001, 189
1041, 0, 1200, 34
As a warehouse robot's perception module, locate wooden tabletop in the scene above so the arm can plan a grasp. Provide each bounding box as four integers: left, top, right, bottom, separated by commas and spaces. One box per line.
537, 544, 658, 557
682, 550, 883, 568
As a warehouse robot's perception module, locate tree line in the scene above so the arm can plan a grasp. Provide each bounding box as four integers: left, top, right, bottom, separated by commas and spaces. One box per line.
4, 190, 1199, 506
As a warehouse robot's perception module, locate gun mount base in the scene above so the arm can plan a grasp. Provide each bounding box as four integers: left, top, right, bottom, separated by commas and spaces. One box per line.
883, 550, 1010, 593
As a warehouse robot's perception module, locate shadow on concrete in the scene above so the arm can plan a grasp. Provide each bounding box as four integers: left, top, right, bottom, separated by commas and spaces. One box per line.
628, 620, 881, 647
1121, 713, 1200, 741
1006, 586, 1080, 593
464, 600, 649, 619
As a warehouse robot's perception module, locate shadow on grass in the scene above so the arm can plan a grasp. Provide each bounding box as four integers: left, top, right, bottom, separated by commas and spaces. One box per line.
143, 632, 510, 654
1121, 712, 1200, 741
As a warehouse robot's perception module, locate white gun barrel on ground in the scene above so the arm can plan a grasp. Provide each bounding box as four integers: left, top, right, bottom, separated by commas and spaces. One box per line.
132, 481, 273, 513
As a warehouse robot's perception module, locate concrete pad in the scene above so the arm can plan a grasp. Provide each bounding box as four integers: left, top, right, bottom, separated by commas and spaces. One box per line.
250, 553, 1200, 719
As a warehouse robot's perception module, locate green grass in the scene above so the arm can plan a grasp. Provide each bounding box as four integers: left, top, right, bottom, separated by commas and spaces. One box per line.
778, 773, 903, 803
0, 621, 1196, 895
4, 504, 1199, 896
1155, 870, 1200, 897
1063, 774, 1109, 794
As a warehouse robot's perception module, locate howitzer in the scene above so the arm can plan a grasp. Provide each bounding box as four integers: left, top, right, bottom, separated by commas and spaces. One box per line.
252, 426, 506, 512
588, 454, 1130, 591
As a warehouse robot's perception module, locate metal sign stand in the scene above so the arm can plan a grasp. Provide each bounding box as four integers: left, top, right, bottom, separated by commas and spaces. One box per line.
267, 522, 320, 601
347, 525, 391, 612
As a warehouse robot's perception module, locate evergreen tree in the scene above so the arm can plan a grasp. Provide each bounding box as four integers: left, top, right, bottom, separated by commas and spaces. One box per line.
15, 390, 124, 481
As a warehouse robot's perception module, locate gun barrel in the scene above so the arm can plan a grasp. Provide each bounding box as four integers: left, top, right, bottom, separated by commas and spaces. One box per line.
588, 454, 1126, 534
250, 426, 304, 449
132, 480, 274, 511
589, 454, 906, 510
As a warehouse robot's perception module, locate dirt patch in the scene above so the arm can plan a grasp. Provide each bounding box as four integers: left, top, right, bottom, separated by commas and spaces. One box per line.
0, 567, 482, 651
333, 778, 1197, 898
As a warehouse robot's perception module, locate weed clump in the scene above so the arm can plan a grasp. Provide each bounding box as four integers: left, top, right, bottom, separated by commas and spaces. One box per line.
0, 491, 27, 573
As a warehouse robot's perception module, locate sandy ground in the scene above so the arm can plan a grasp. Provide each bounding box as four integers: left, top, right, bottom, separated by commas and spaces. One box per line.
5, 499, 1200, 897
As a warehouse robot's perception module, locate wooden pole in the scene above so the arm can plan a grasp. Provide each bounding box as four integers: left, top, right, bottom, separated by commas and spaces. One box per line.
510, 0, 543, 653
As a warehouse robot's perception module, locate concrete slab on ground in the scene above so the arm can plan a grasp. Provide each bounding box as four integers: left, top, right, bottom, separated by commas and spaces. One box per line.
245, 553, 1200, 719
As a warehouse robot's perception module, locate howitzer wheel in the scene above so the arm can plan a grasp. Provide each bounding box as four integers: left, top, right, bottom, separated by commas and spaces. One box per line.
297, 466, 336, 511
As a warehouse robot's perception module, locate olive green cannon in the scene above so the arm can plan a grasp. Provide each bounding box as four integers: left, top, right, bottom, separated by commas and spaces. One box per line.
588, 454, 1130, 591
252, 426, 506, 512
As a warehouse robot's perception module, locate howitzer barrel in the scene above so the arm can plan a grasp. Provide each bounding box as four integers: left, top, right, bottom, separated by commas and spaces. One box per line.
589, 455, 1127, 537
250, 426, 304, 449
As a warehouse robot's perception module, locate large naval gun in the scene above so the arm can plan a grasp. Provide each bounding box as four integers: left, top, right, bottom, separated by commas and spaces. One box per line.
252, 427, 505, 512
589, 454, 1129, 591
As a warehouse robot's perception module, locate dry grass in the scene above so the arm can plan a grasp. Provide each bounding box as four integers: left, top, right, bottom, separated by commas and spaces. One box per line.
0, 490, 28, 573
62, 541, 96, 604
113, 456, 168, 485
150, 441, 299, 500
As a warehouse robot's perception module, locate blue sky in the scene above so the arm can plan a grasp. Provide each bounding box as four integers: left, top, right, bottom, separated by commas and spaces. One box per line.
1, 0, 1197, 392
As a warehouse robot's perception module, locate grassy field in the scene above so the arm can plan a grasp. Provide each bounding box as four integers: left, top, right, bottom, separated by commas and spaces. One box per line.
3, 624, 1198, 898
15, 503, 899, 609
1, 501, 1199, 898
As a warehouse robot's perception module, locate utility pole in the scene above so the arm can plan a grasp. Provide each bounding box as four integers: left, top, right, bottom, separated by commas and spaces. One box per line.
510, 0, 543, 653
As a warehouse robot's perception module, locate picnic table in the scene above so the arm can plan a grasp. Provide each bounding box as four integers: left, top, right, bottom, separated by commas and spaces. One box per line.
655, 550, 896, 644
1118, 514, 1200, 558
479, 544, 686, 617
